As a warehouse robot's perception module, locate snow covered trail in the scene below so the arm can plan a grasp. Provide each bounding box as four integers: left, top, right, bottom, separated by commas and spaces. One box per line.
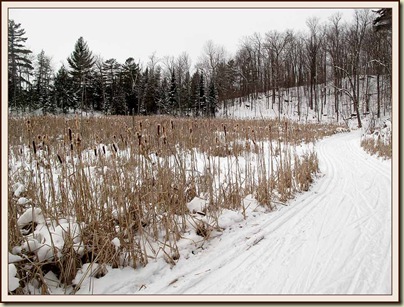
137, 130, 391, 295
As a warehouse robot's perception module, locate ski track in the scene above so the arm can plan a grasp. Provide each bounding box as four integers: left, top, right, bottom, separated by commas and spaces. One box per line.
131, 130, 391, 295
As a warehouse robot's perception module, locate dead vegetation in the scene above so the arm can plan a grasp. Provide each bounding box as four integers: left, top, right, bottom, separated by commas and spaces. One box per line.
8, 115, 341, 293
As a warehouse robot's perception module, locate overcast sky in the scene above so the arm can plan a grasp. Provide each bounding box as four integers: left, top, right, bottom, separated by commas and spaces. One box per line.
8, 7, 358, 71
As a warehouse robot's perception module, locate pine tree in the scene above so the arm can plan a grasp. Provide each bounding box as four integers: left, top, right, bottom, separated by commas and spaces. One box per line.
67, 37, 95, 111
8, 19, 34, 110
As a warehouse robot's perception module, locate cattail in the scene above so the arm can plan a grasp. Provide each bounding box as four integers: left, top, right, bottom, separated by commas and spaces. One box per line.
139, 121, 142, 130
157, 124, 161, 136
68, 128, 72, 142
102, 146, 106, 154
94, 148, 97, 157
170, 120, 174, 130
113, 143, 118, 153
137, 133, 142, 146
70, 143, 74, 151
223, 125, 227, 137
76, 133, 81, 146
57, 154, 63, 164
32, 140, 37, 154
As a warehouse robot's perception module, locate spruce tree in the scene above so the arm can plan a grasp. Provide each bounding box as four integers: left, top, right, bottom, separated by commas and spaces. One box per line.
122, 57, 140, 114
67, 37, 95, 111
168, 70, 178, 113
190, 71, 200, 116
53, 65, 74, 114
34, 50, 54, 114
198, 70, 207, 116
158, 76, 169, 114
207, 78, 218, 117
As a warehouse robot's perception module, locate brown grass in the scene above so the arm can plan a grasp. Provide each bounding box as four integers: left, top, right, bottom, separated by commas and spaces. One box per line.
361, 135, 392, 159
8, 115, 340, 293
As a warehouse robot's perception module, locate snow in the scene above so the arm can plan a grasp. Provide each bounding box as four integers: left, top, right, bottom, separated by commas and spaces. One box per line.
6, 83, 394, 299
186, 196, 208, 214
17, 207, 45, 228
9, 264, 20, 292
16, 129, 388, 298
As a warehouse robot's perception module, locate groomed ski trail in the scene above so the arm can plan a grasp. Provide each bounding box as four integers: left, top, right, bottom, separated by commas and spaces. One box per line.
140, 129, 391, 295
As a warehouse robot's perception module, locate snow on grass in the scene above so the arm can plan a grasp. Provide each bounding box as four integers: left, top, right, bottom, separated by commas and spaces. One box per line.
6, 103, 390, 297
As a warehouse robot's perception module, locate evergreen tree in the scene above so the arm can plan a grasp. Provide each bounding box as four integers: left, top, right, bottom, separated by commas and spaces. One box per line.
67, 37, 95, 111
158, 76, 169, 114
122, 57, 140, 115
190, 71, 200, 116
181, 71, 192, 115
34, 50, 54, 114
198, 70, 207, 116
141, 67, 160, 115
53, 65, 74, 114
8, 19, 34, 110
207, 78, 218, 117
168, 70, 178, 113
103, 58, 121, 114
138, 67, 149, 114
373, 8, 392, 32
111, 77, 127, 115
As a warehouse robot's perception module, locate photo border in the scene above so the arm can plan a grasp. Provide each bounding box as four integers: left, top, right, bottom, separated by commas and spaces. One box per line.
2, 1, 400, 304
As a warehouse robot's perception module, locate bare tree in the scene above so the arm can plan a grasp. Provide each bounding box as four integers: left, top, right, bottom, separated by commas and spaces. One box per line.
264, 30, 292, 118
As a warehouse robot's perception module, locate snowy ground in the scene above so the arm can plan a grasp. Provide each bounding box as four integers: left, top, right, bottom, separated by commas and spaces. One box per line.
40, 128, 392, 301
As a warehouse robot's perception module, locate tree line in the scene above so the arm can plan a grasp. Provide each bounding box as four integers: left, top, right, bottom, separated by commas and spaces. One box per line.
8, 8, 391, 125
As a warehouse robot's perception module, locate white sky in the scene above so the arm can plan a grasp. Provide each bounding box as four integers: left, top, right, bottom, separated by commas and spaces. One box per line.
8, 7, 358, 71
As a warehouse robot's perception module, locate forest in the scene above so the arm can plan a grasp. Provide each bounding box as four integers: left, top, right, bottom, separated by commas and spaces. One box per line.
8, 9, 391, 126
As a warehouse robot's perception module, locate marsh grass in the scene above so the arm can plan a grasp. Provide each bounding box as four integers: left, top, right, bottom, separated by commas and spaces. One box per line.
8, 115, 341, 293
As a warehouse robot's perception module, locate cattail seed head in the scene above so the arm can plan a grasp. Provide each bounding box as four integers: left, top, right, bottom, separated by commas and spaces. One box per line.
57, 154, 63, 164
